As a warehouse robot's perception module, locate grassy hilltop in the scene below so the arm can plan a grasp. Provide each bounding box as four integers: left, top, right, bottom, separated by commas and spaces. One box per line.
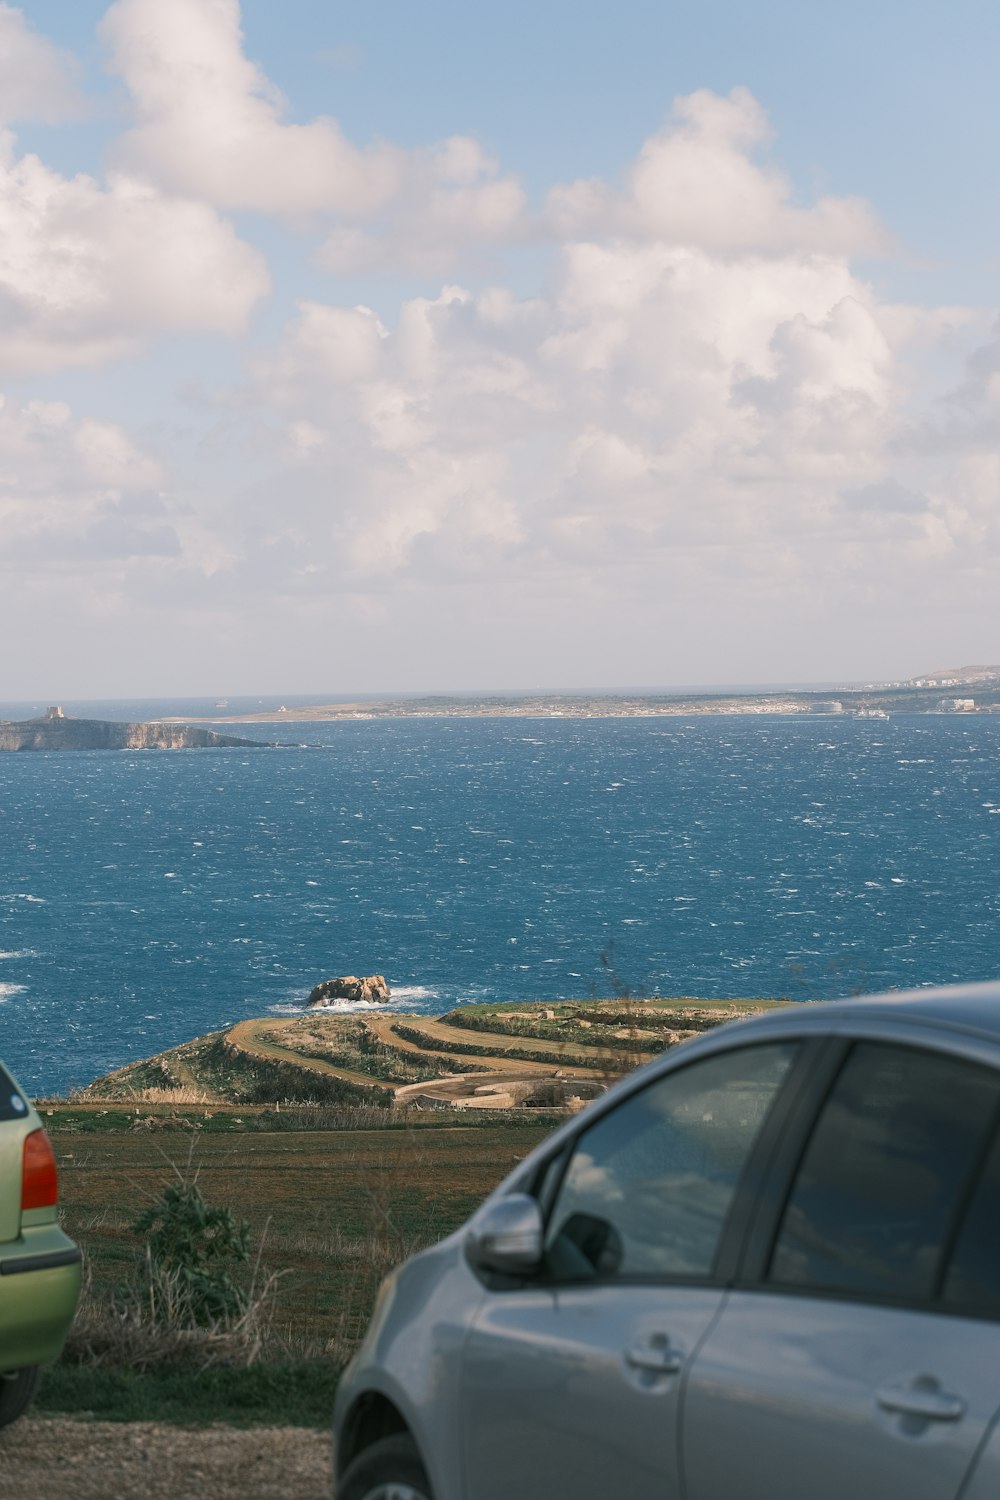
79, 996, 785, 1111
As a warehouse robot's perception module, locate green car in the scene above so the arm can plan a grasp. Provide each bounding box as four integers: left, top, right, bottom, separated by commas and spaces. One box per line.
0, 1057, 81, 1427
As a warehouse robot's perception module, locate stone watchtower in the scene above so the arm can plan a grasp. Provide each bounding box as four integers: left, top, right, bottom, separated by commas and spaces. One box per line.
45, 706, 64, 719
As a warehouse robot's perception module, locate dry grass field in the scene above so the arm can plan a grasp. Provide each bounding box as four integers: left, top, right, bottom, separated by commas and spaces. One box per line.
51, 1115, 554, 1362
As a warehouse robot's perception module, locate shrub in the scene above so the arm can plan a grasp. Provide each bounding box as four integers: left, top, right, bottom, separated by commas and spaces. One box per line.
132, 1179, 251, 1328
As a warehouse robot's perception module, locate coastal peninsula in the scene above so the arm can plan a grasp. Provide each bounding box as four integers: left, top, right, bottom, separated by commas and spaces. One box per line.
81, 996, 785, 1111
0, 706, 269, 751
162, 664, 1000, 724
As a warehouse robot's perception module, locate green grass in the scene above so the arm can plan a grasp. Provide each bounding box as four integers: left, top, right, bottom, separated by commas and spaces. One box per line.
36, 1361, 341, 1428
53, 1121, 555, 1370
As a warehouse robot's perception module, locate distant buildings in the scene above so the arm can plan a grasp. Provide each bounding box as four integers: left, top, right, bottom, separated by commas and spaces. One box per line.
937, 698, 976, 712
809, 700, 844, 714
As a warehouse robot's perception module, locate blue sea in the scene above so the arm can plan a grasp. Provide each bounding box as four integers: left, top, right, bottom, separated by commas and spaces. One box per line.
1, 707, 999, 1096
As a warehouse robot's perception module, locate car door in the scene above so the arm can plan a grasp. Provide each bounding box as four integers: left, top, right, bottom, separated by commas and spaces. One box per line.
930, 1115, 1000, 1499
460, 1039, 802, 1500
682, 1038, 1000, 1500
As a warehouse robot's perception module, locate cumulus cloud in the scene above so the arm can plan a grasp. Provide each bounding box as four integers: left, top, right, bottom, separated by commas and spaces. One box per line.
101, 0, 402, 217
237, 182, 987, 639
547, 88, 888, 257
0, 394, 179, 567
0, 132, 269, 373
1, 48, 993, 685
916, 317, 1000, 452
248, 245, 902, 590
0, 4, 83, 123
318, 137, 527, 274
100, 0, 526, 269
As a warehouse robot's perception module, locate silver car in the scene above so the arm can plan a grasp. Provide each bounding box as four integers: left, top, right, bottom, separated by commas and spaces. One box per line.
333, 984, 1000, 1500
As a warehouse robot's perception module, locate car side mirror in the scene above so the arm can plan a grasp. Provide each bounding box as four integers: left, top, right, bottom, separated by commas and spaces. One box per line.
466, 1193, 544, 1275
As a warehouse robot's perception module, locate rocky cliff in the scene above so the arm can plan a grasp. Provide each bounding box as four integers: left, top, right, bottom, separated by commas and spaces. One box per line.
0, 713, 270, 751
308, 974, 392, 1007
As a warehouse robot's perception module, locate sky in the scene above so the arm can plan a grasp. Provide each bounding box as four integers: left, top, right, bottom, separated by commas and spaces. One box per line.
1, 0, 998, 697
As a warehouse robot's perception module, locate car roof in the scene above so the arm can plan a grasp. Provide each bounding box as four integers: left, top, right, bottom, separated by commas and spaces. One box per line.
741, 981, 1000, 1045
489, 981, 1000, 1202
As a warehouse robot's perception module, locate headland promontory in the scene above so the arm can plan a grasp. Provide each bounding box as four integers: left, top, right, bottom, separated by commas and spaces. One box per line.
0, 706, 269, 751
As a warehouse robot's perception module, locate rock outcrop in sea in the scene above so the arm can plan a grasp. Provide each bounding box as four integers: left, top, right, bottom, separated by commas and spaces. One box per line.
308, 974, 391, 1007
0, 706, 269, 751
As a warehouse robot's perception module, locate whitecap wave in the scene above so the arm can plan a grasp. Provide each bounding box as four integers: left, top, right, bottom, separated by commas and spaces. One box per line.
0, 983, 27, 1001
316, 998, 395, 1012
0, 949, 34, 960
266, 997, 401, 1016
390, 985, 440, 1002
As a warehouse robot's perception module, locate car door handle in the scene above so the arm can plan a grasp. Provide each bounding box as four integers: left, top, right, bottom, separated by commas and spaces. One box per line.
875, 1379, 966, 1422
624, 1340, 684, 1375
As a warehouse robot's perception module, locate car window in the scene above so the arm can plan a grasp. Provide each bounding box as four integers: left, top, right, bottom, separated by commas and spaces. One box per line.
543, 1042, 798, 1281
942, 1123, 1000, 1316
0, 1063, 28, 1122
768, 1042, 1000, 1301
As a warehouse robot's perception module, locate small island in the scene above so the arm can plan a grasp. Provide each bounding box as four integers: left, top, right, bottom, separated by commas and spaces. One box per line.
0, 705, 270, 752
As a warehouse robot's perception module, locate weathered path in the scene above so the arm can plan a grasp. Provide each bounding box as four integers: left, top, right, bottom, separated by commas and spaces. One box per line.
224, 1018, 391, 1096
0, 1418, 331, 1500
363, 1015, 603, 1079
386, 1014, 654, 1073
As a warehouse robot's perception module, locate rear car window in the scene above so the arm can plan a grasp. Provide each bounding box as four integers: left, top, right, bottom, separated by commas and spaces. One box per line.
0, 1062, 29, 1122
768, 1042, 1000, 1301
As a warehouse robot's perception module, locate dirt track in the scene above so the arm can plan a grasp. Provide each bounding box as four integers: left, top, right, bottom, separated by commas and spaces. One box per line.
224, 1018, 388, 1093
0, 1417, 332, 1499
384, 1014, 652, 1073
364, 1015, 584, 1075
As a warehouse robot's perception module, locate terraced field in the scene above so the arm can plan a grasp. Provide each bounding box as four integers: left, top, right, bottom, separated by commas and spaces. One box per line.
80, 996, 785, 1110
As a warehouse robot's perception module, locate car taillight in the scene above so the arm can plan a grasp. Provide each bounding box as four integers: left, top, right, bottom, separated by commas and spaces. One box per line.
21, 1128, 58, 1211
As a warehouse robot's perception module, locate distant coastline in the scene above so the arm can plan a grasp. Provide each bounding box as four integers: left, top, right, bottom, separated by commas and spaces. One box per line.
158, 682, 1000, 724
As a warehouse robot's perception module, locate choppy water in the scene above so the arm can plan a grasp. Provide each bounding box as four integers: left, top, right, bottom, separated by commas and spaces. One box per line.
1, 710, 999, 1095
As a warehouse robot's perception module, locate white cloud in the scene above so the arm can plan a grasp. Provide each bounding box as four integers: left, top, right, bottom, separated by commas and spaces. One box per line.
1, 56, 994, 687
237, 185, 989, 642
0, 132, 269, 373
264, 301, 387, 398
318, 137, 527, 274
0, 4, 83, 123
101, 0, 402, 217
0, 393, 173, 567
0, 396, 250, 596
547, 88, 888, 257
248, 245, 901, 587
101, 0, 526, 268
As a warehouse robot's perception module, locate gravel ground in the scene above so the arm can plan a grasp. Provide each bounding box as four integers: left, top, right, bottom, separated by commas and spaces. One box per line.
0, 1417, 333, 1499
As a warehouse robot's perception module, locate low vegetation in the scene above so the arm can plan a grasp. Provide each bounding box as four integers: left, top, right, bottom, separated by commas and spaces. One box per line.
41, 1111, 553, 1423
